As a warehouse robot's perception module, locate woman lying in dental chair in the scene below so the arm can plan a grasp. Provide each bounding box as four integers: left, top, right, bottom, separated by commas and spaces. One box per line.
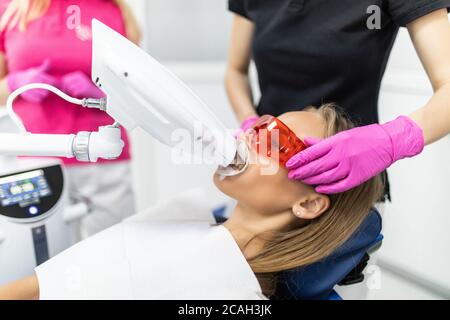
0, 104, 383, 300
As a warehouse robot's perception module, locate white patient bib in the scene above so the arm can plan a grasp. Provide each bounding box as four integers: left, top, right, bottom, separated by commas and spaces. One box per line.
35, 189, 264, 300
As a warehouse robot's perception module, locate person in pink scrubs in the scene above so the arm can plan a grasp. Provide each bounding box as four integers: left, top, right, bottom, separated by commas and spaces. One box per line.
0, 0, 141, 238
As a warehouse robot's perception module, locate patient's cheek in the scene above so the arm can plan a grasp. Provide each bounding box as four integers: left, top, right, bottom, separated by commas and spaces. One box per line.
212, 148, 288, 201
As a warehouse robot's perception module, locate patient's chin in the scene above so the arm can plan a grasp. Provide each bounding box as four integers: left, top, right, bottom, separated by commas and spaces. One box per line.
213, 171, 233, 191
213, 174, 230, 198
213, 170, 246, 200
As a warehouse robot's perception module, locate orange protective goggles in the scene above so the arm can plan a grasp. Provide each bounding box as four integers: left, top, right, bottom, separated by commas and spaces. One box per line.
248, 115, 307, 167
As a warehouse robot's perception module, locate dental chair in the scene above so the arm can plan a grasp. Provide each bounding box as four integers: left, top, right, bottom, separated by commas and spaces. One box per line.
213, 207, 383, 300
1, 18, 382, 300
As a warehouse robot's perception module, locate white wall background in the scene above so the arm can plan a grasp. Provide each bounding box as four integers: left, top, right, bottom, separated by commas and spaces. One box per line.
145, 0, 232, 61
369, 27, 450, 300
126, 1, 450, 299
127, 0, 232, 60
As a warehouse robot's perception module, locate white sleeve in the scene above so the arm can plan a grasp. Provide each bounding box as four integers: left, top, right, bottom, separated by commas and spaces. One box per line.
126, 188, 217, 224
35, 224, 133, 300
36, 221, 264, 300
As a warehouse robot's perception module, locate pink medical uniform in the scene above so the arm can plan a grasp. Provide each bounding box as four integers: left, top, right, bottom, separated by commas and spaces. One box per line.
0, 0, 131, 165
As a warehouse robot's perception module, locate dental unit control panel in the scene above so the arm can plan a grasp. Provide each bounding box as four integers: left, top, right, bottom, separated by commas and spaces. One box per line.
0, 156, 74, 285
0, 167, 60, 220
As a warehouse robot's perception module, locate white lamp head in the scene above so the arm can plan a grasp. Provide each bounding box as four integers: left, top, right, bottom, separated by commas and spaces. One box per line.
91, 19, 239, 167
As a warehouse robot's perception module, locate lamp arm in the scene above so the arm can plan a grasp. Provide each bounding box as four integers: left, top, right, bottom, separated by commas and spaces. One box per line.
2, 83, 123, 162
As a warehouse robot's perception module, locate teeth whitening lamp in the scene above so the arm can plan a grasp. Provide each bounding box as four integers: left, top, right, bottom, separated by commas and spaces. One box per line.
0, 20, 249, 176
0, 19, 249, 284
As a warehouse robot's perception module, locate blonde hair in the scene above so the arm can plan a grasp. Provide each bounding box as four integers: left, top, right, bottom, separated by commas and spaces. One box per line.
248, 104, 384, 296
0, 0, 141, 43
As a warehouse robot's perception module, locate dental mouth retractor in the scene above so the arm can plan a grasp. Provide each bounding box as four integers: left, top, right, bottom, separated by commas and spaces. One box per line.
216, 139, 250, 180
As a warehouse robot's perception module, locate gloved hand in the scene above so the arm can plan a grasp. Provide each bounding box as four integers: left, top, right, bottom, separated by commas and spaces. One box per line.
60, 71, 104, 99
241, 115, 260, 132
287, 116, 425, 194
7, 59, 57, 103
235, 115, 259, 137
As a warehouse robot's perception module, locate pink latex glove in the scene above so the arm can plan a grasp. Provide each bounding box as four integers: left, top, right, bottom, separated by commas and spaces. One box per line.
287, 116, 425, 194
60, 71, 104, 99
7, 59, 57, 103
241, 115, 260, 132
235, 115, 260, 137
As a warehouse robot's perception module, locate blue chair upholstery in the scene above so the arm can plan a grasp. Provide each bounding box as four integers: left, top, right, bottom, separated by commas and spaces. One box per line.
327, 290, 343, 300
274, 208, 383, 300
213, 206, 383, 300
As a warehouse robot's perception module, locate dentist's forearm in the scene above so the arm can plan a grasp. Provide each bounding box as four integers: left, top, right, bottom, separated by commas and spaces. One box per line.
225, 68, 256, 122
406, 9, 450, 145
409, 81, 450, 145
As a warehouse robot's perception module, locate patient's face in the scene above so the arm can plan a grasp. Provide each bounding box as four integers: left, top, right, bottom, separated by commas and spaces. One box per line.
214, 110, 327, 215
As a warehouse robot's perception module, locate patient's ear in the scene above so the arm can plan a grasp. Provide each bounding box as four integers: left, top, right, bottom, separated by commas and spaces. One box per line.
292, 194, 330, 220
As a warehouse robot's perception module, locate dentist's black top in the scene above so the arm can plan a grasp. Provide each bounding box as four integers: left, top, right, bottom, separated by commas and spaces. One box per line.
229, 0, 450, 126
